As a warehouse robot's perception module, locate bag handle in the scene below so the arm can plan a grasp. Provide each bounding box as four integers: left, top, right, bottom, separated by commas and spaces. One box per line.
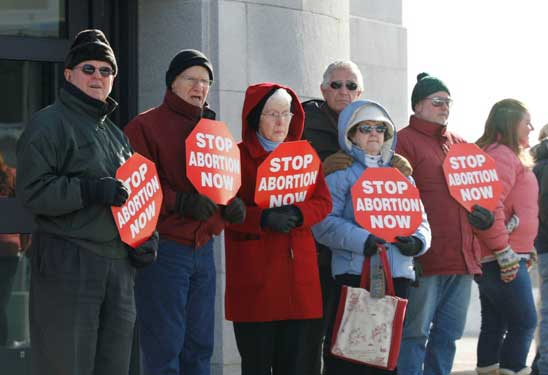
360, 244, 396, 296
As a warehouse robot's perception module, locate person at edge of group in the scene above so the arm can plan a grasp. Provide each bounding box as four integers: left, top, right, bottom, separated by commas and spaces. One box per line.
15, 29, 158, 375
531, 124, 548, 375
301, 60, 413, 375
472, 99, 538, 375
0, 154, 29, 347
312, 99, 432, 375
300, 60, 363, 375
124, 49, 246, 375
395, 73, 494, 375
224, 83, 332, 375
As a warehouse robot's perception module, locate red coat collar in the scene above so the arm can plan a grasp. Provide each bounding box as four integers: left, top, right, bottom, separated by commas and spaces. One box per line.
409, 115, 449, 140
162, 89, 203, 120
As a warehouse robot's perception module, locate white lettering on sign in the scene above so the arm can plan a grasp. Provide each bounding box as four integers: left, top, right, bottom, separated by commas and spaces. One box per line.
355, 197, 421, 212
188, 151, 241, 174
460, 185, 494, 201
201, 172, 234, 190
269, 191, 308, 207
448, 154, 487, 169
447, 169, 498, 186
129, 201, 156, 239
257, 171, 318, 191
116, 175, 161, 230
195, 132, 234, 152
370, 214, 411, 229
361, 180, 409, 195
269, 154, 314, 172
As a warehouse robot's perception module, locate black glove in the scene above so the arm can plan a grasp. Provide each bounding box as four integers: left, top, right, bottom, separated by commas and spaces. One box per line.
363, 234, 386, 256
221, 197, 246, 224
176, 192, 218, 221
261, 205, 303, 233
468, 204, 494, 230
128, 231, 159, 268
394, 235, 423, 256
80, 177, 129, 207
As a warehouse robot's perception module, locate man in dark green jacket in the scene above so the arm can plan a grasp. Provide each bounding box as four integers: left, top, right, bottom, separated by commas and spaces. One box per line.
16, 29, 156, 375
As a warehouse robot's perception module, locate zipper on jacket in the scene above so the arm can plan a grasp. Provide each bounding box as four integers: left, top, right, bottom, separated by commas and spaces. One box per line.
289, 248, 294, 260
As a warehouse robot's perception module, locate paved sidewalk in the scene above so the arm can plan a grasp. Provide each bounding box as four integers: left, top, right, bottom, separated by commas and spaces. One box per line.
451, 336, 537, 374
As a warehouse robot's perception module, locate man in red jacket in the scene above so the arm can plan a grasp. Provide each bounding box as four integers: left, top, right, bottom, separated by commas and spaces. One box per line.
124, 50, 245, 375
395, 73, 487, 375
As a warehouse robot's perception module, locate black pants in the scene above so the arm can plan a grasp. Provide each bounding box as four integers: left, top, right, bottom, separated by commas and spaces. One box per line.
29, 232, 136, 375
0, 255, 19, 346
299, 247, 337, 375
324, 274, 411, 375
234, 319, 321, 375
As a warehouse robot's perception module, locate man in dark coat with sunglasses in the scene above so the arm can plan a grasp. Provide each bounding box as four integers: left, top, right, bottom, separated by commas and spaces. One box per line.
301, 60, 364, 374
16, 29, 158, 375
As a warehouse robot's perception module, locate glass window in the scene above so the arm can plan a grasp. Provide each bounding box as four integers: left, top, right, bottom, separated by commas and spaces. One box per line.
0, 59, 60, 350
0, 0, 66, 39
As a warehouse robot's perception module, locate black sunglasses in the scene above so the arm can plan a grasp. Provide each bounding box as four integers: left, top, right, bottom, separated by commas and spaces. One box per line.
329, 80, 358, 91
75, 64, 115, 77
358, 124, 387, 134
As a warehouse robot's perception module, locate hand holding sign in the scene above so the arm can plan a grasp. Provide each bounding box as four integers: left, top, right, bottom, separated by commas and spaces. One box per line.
111, 153, 163, 248
351, 168, 422, 242
442, 143, 502, 211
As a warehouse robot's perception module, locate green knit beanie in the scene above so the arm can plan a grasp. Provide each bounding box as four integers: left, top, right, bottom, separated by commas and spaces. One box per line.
411, 72, 450, 110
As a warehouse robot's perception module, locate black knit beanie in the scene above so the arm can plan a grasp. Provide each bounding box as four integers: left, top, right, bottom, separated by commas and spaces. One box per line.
165, 49, 213, 88
247, 88, 279, 131
64, 29, 117, 74
411, 72, 450, 110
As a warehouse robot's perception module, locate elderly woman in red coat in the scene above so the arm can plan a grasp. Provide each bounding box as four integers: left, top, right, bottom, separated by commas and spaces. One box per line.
224, 82, 332, 375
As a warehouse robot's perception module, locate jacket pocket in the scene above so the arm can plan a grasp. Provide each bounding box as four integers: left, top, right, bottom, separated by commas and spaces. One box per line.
292, 234, 320, 286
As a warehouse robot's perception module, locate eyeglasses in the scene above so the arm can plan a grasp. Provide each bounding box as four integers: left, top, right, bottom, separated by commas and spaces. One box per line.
181, 76, 214, 87
428, 96, 453, 108
329, 80, 358, 91
74, 64, 115, 77
261, 112, 294, 120
357, 124, 387, 134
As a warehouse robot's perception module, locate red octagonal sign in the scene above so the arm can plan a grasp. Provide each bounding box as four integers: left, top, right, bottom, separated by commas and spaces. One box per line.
112, 153, 163, 248
255, 140, 321, 208
186, 119, 241, 205
442, 143, 503, 212
351, 167, 423, 243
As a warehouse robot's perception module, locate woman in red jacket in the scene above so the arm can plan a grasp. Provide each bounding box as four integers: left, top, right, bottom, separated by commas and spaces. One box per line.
474, 99, 538, 375
224, 83, 332, 375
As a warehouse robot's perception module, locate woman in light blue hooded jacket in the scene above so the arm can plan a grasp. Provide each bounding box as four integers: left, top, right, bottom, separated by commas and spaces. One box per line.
312, 100, 431, 374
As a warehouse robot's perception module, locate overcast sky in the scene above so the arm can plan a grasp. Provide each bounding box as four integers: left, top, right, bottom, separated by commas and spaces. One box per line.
403, 0, 548, 145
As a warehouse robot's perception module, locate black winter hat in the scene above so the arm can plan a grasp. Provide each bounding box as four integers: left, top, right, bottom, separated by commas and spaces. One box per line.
411, 72, 450, 110
165, 49, 214, 88
64, 29, 117, 74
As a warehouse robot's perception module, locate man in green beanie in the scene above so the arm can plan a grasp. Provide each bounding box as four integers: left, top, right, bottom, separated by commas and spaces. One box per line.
16, 29, 157, 375
395, 73, 492, 375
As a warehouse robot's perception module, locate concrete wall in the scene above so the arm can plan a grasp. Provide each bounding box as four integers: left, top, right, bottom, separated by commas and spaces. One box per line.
138, 1, 405, 373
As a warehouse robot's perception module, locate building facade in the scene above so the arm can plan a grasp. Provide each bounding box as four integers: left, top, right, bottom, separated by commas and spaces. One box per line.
0, 1, 406, 373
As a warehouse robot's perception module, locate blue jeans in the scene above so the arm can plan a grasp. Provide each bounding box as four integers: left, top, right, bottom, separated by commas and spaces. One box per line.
135, 239, 216, 375
475, 260, 537, 372
538, 253, 548, 374
398, 274, 472, 375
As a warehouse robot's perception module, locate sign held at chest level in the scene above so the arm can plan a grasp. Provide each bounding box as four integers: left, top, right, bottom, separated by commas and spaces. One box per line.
255, 141, 321, 208
442, 143, 502, 211
351, 167, 423, 242
186, 119, 241, 205
112, 153, 163, 248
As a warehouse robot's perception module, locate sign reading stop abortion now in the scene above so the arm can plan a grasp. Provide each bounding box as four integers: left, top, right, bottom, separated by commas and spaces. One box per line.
111, 153, 163, 248
351, 168, 423, 242
186, 119, 241, 205
442, 143, 503, 211
254, 141, 320, 208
